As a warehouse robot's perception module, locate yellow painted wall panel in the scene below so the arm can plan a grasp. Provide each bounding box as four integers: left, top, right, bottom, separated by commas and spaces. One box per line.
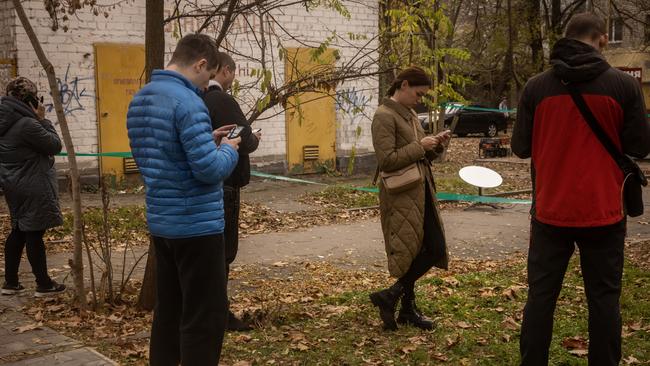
94, 43, 145, 180
284, 48, 337, 173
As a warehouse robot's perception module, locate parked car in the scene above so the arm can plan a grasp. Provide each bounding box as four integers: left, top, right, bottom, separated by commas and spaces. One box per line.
418, 103, 508, 137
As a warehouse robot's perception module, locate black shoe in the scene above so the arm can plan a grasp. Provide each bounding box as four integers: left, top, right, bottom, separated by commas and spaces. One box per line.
34, 281, 66, 298
226, 310, 252, 331
1, 282, 25, 296
397, 293, 435, 330
369, 282, 404, 331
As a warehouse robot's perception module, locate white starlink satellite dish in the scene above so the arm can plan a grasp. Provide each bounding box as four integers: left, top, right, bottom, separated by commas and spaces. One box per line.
459, 166, 503, 189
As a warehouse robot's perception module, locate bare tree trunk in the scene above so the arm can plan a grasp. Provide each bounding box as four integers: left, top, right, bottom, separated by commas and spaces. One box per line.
527, 0, 545, 72
550, 0, 563, 43
138, 0, 165, 311
378, 0, 395, 98
145, 0, 165, 83
12, 0, 86, 308
491, 0, 515, 102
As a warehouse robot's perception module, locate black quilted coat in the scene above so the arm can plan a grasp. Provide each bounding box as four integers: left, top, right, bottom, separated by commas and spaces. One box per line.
0, 96, 63, 231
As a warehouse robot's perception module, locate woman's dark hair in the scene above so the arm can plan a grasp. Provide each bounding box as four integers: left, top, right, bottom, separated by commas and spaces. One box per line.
387, 66, 432, 96
168, 33, 220, 69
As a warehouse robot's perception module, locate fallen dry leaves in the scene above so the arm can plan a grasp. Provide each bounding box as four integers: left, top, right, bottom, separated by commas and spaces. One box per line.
562, 336, 589, 357
626, 239, 650, 270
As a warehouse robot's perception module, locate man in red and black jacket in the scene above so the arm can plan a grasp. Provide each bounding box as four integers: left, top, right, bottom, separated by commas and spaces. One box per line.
512, 13, 650, 366
203, 52, 260, 331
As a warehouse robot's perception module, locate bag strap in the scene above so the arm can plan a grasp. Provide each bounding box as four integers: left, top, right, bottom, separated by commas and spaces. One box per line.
563, 81, 630, 174
373, 113, 421, 186
372, 166, 379, 185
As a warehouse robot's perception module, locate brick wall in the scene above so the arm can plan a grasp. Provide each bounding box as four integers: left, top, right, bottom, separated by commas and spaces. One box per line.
11, 0, 378, 174
0, 1, 17, 92
0, 1, 15, 59
592, 0, 649, 50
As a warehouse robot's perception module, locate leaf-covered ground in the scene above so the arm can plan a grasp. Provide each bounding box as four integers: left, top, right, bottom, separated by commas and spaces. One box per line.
4, 136, 648, 365
21, 248, 650, 365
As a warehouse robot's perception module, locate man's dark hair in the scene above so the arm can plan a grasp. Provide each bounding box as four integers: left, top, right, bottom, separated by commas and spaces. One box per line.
565, 13, 606, 41
169, 34, 220, 69
217, 51, 236, 72
387, 66, 431, 96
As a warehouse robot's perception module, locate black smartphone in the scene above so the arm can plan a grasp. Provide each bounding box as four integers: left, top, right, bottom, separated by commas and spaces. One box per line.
25, 95, 43, 109
227, 125, 245, 139
252, 128, 261, 134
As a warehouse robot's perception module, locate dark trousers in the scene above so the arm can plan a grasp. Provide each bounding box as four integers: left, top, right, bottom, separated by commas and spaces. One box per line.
4, 227, 51, 287
398, 185, 444, 294
520, 219, 626, 366
149, 234, 227, 366
223, 185, 240, 278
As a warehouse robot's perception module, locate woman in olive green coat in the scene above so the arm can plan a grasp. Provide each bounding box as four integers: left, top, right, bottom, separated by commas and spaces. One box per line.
369, 66, 450, 331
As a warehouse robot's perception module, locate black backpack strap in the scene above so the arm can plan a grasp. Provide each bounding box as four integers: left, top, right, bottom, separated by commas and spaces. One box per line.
564, 81, 647, 187
563, 82, 629, 171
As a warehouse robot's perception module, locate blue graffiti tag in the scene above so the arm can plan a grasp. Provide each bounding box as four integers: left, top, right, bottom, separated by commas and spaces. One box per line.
336, 87, 372, 125
45, 64, 94, 116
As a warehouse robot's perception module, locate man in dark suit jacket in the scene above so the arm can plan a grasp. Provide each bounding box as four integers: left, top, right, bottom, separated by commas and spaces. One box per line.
203, 52, 260, 331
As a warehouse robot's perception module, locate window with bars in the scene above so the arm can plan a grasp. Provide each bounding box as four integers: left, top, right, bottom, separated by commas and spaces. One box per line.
609, 17, 623, 43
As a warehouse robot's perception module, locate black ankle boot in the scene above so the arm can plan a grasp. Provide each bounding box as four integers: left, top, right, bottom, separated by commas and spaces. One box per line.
397, 292, 435, 330
369, 282, 404, 330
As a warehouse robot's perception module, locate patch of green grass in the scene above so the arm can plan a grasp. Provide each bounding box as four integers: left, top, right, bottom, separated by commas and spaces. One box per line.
302, 185, 379, 209
220, 259, 649, 365
50, 205, 147, 239
435, 176, 477, 195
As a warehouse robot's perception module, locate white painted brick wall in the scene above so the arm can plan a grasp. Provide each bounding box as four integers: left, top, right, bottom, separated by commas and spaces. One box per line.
0, 1, 17, 92
0, 1, 15, 59
9, 0, 379, 173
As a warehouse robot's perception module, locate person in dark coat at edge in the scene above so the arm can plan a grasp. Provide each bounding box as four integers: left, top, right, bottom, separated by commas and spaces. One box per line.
369, 66, 451, 331
512, 13, 650, 366
203, 51, 261, 331
0, 77, 66, 297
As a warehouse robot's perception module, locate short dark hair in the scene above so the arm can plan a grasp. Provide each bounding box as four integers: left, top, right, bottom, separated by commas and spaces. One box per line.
217, 51, 236, 72
565, 13, 606, 41
387, 66, 431, 96
169, 34, 220, 69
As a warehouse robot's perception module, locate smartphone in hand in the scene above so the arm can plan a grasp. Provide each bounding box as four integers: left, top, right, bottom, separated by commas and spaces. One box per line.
227, 125, 245, 139
252, 128, 262, 134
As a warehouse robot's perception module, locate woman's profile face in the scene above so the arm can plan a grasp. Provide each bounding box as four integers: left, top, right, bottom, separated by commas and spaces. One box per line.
399, 81, 430, 108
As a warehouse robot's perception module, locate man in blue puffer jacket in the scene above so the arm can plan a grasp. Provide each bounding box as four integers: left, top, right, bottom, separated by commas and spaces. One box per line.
126, 34, 240, 366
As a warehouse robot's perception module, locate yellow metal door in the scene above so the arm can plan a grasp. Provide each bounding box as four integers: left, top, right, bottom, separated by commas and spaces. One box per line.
285, 48, 337, 173
94, 43, 145, 180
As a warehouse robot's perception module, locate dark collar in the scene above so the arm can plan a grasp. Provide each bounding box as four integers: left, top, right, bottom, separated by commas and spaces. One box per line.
0, 96, 38, 119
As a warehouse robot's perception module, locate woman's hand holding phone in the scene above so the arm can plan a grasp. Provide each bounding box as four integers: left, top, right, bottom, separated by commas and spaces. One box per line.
435, 130, 452, 147
420, 136, 438, 151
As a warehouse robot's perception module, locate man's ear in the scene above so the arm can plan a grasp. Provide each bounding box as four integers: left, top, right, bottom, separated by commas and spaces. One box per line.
401, 79, 409, 89
194, 59, 208, 73
598, 33, 608, 51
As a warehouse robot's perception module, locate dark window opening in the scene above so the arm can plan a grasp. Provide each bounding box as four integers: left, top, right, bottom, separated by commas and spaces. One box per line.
609, 17, 624, 43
